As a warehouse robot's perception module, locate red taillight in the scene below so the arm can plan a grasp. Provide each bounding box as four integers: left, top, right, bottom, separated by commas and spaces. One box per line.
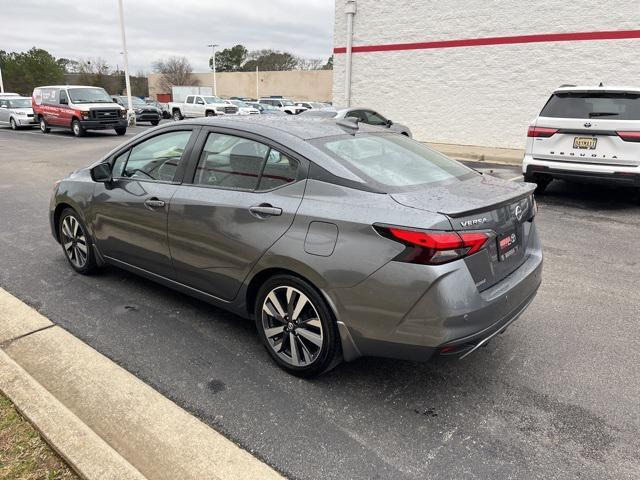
527, 126, 558, 138
616, 131, 640, 142
380, 227, 490, 265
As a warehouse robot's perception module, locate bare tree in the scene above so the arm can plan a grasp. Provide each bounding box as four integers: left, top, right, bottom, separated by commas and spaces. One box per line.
297, 57, 324, 70
152, 56, 198, 92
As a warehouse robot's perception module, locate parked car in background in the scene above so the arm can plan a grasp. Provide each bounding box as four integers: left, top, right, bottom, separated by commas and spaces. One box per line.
0, 92, 21, 98
246, 102, 286, 115
296, 101, 335, 112
169, 95, 238, 121
145, 99, 171, 119
523, 85, 640, 194
258, 97, 306, 115
111, 96, 161, 125
302, 107, 412, 137
230, 96, 256, 102
49, 115, 541, 377
227, 99, 260, 115
32, 85, 127, 137
0, 96, 37, 129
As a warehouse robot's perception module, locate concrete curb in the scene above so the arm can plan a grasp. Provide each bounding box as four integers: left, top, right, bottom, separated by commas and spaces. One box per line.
427, 142, 524, 166
0, 287, 285, 480
0, 350, 147, 480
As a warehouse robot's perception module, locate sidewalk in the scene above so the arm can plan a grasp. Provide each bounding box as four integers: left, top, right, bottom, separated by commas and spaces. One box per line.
0, 288, 284, 480
427, 142, 524, 166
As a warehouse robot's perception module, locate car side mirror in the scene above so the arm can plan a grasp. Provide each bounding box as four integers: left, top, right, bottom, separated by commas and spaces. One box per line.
60, 98, 68, 105
386, 119, 393, 127
90, 163, 112, 183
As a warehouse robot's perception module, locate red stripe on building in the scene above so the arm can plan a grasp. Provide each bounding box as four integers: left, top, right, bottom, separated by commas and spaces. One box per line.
334, 29, 640, 54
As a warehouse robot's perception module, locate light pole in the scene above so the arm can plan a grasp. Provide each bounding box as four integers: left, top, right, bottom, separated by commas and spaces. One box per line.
118, 0, 135, 126
0, 65, 4, 93
208, 43, 218, 96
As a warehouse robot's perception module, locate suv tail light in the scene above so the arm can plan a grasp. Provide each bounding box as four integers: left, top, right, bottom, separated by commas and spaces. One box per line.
527, 126, 558, 138
616, 131, 640, 143
376, 226, 490, 265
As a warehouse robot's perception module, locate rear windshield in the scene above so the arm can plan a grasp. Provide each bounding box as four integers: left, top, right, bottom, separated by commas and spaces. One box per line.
540, 92, 640, 120
312, 133, 475, 190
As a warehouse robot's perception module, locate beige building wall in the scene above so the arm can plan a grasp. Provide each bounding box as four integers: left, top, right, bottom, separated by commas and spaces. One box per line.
149, 70, 332, 102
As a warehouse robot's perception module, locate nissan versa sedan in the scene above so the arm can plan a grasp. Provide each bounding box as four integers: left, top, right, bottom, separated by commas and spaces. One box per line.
50, 116, 542, 377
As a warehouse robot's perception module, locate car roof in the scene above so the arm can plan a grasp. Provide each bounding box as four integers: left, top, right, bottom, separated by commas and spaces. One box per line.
553, 85, 640, 94
178, 115, 384, 140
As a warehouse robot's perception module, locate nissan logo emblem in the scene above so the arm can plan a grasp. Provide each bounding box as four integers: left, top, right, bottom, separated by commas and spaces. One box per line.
515, 205, 523, 221
584, 122, 592, 128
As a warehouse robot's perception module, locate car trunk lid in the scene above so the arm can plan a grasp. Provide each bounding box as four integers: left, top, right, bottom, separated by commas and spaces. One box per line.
390, 175, 536, 290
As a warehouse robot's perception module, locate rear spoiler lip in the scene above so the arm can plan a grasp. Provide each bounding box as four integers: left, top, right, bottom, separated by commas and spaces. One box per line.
437, 185, 535, 218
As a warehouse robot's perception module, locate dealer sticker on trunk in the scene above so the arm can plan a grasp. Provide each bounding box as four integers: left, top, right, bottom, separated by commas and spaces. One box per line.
498, 230, 519, 261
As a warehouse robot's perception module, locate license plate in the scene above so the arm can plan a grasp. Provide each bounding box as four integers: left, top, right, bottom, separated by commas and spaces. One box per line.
573, 137, 597, 149
497, 230, 519, 261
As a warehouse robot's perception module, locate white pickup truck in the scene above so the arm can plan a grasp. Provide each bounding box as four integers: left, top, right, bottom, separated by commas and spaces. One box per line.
169, 95, 239, 121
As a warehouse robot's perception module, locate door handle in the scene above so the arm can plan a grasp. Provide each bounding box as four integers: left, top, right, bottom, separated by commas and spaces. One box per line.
249, 204, 282, 218
144, 197, 166, 210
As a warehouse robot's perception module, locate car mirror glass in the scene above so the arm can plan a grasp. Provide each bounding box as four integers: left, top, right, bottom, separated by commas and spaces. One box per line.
90, 163, 112, 183
386, 119, 393, 127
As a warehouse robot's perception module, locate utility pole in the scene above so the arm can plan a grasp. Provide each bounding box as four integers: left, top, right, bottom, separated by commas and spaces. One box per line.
256, 66, 259, 99
0, 65, 4, 93
118, 0, 135, 126
208, 43, 219, 96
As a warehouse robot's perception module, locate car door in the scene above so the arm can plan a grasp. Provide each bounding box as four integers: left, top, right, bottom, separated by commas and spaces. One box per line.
57, 89, 73, 127
183, 95, 195, 117
91, 127, 198, 278
194, 96, 206, 117
168, 128, 306, 300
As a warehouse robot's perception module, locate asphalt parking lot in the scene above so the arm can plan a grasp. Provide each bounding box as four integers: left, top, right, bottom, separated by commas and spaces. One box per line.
1, 124, 639, 479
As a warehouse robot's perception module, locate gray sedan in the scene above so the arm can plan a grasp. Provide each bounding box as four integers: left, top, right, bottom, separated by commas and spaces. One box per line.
49, 116, 542, 377
302, 107, 412, 136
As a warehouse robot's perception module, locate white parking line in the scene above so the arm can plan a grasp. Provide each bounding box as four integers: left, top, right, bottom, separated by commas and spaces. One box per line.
507, 175, 524, 182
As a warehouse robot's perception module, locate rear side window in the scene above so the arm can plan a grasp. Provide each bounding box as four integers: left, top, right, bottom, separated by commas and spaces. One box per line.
193, 133, 299, 191
540, 92, 640, 120
313, 134, 474, 190
194, 133, 269, 190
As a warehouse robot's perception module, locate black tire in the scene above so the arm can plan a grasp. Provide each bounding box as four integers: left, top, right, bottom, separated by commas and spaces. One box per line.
58, 208, 98, 275
39, 117, 50, 133
114, 127, 127, 136
71, 119, 85, 137
150, 120, 160, 126
172, 110, 183, 121
524, 173, 551, 195
205, 110, 215, 117
10, 117, 18, 130
255, 274, 341, 377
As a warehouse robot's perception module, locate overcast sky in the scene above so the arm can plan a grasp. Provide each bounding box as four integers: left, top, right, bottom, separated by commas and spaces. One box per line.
3, 0, 335, 73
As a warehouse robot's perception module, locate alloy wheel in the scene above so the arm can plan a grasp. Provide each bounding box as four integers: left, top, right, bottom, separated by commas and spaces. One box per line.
61, 215, 88, 268
10, 118, 17, 130
261, 286, 324, 367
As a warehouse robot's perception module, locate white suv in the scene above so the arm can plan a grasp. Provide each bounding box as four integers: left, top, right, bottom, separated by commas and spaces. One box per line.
523, 85, 640, 194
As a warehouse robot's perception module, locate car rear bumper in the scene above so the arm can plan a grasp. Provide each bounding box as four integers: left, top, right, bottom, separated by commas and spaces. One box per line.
328, 222, 543, 362
523, 155, 640, 186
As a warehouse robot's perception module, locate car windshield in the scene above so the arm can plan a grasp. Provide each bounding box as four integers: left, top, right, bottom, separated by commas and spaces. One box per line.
231, 100, 248, 107
68, 87, 112, 104
202, 96, 225, 104
540, 92, 640, 120
312, 133, 475, 190
8, 98, 31, 108
282, 100, 295, 106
